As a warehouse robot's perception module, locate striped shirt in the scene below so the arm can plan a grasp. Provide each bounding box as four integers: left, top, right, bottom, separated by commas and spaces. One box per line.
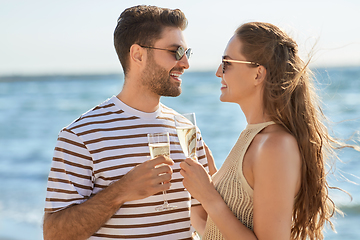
44, 96, 208, 239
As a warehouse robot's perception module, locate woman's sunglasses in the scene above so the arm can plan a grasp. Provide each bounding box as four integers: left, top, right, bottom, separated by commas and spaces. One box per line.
140, 45, 192, 61
222, 56, 259, 73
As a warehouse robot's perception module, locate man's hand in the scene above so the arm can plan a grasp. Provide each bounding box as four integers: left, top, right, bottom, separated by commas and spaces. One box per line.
115, 155, 174, 203
43, 155, 175, 240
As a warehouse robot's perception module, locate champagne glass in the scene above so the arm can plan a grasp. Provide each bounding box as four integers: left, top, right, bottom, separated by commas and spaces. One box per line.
147, 132, 177, 211
174, 113, 197, 158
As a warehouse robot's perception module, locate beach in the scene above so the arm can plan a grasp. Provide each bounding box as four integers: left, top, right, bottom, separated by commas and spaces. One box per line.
0, 68, 359, 239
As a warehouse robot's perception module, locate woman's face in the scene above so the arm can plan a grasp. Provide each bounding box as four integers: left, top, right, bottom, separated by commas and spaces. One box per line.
216, 36, 259, 104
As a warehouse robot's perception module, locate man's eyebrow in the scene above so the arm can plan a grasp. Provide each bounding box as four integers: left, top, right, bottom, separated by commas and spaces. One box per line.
168, 44, 180, 48
167, 44, 188, 49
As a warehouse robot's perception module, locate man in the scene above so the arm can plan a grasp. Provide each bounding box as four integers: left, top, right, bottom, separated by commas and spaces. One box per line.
43, 5, 210, 240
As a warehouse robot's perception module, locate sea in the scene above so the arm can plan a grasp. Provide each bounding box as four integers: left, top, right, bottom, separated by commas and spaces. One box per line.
0, 67, 359, 239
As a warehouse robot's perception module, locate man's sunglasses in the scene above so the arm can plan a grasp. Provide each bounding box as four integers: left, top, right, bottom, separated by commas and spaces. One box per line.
222, 56, 259, 73
140, 45, 192, 61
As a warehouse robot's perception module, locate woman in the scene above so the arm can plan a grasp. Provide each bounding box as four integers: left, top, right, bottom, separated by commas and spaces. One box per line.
181, 22, 346, 240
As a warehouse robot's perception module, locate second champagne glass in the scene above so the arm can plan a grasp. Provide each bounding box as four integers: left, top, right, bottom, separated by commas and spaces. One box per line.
174, 113, 197, 158
147, 132, 177, 211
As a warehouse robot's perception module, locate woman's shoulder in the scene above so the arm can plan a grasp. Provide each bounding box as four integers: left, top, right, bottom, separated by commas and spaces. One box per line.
251, 124, 302, 198
259, 124, 297, 151
243, 123, 301, 191
254, 124, 301, 167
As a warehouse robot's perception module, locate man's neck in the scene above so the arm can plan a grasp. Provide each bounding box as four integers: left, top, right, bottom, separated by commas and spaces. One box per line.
116, 86, 160, 113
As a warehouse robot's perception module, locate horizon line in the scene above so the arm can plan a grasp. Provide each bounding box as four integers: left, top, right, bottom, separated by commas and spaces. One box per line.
1, 64, 360, 79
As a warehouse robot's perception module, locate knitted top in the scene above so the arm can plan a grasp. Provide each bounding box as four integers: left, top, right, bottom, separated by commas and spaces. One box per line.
202, 121, 275, 239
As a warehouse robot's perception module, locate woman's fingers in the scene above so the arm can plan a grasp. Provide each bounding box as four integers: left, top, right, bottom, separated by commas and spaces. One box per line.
203, 143, 217, 175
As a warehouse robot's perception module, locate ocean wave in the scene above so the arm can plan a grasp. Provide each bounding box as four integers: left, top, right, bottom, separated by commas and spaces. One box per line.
0, 172, 48, 182
0, 73, 122, 82
338, 203, 360, 215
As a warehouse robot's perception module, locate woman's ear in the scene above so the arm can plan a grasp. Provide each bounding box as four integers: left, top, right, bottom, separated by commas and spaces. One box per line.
129, 44, 145, 68
254, 65, 266, 86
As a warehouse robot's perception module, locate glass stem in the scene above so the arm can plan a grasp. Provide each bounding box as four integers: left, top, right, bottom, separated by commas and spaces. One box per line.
162, 190, 168, 205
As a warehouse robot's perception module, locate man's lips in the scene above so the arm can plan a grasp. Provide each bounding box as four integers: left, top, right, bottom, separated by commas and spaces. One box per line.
170, 72, 183, 81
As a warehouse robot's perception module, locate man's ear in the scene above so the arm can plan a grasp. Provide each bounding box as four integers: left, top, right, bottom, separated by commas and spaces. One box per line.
254, 65, 266, 86
129, 44, 146, 67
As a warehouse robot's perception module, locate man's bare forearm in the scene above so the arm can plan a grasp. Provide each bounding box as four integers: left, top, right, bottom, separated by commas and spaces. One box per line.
43, 156, 174, 240
43, 180, 126, 240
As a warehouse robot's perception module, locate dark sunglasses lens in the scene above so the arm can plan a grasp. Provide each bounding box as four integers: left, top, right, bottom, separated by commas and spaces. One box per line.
175, 46, 185, 60
175, 46, 192, 60
185, 48, 192, 59
222, 60, 225, 73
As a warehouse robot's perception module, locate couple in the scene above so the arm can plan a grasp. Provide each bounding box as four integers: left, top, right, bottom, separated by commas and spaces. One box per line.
43, 5, 341, 240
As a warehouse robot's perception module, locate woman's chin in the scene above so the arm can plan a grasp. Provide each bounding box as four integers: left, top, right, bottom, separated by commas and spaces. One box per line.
219, 94, 230, 103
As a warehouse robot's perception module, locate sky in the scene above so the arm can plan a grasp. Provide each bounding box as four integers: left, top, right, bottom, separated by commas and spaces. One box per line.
1, 0, 360, 76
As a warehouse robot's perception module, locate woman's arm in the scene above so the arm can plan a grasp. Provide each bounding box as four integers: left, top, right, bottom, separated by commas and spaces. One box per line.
189, 143, 216, 236
180, 133, 301, 240
180, 158, 257, 240
252, 133, 301, 239
190, 205, 208, 236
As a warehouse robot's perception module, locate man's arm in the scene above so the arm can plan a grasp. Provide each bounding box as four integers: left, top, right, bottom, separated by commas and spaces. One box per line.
43, 156, 174, 240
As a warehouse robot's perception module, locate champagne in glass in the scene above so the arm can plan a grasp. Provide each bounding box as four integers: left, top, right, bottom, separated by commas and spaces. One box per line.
174, 113, 197, 158
147, 132, 177, 211
149, 142, 170, 159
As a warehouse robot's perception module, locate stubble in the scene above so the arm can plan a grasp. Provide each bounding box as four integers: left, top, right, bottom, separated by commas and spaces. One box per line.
141, 54, 182, 97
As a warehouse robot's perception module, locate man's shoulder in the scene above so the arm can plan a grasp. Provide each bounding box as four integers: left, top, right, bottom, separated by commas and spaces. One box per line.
62, 96, 128, 133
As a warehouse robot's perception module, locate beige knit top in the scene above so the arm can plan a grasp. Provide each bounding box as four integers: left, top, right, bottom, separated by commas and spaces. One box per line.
202, 121, 275, 239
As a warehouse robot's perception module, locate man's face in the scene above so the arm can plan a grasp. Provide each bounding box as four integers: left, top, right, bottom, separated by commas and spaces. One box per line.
141, 27, 190, 97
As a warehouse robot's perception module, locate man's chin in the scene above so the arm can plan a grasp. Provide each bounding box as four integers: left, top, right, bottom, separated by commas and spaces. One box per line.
162, 87, 181, 97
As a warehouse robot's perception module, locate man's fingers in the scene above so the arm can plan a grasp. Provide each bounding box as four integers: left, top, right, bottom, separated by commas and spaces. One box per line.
158, 172, 172, 183
158, 182, 171, 191
150, 155, 174, 167
154, 164, 173, 175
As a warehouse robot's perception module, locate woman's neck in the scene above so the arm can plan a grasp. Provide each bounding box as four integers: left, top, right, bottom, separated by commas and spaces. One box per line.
239, 95, 270, 124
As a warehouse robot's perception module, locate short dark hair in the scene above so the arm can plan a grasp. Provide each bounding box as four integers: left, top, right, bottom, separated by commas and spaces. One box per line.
114, 5, 188, 75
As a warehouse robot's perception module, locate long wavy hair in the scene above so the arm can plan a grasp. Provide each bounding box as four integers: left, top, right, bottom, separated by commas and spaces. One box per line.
235, 22, 352, 240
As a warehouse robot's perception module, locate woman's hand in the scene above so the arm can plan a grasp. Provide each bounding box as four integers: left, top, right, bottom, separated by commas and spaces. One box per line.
204, 143, 217, 176
181, 157, 257, 240
180, 157, 217, 204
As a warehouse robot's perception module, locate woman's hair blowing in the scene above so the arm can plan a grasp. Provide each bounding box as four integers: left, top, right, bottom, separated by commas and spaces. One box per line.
235, 22, 346, 240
